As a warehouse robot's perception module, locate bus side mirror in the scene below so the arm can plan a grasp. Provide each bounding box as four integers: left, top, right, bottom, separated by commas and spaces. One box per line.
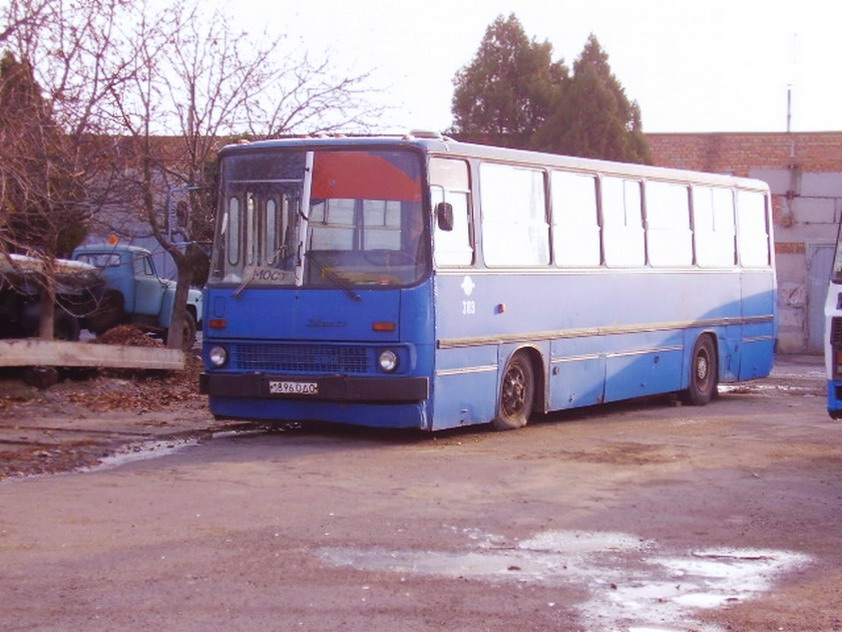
436, 202, 454, 232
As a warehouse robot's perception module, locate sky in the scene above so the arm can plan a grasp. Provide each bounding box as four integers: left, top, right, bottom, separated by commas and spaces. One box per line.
235, 0, 842, 135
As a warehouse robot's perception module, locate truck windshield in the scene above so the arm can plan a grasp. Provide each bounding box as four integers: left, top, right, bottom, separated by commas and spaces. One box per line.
209, 148, 428, 288
74, 253, 121, 268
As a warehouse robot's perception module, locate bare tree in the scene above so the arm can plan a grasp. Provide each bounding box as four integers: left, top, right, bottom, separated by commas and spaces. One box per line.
2, 0, 382, 347
0, 0, 139, 339
0, 0, 50, 44
109, 0, 383, 348
0, 45, 91, 338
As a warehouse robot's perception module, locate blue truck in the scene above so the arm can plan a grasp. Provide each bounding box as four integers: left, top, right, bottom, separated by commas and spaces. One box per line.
72, 243, 203, 349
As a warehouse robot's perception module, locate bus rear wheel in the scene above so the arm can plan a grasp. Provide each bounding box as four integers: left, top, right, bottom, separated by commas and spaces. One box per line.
492, 352, 534, 431
682, 335, 718, 405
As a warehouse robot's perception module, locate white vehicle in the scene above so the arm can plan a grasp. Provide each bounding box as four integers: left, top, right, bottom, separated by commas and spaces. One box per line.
824, 225, 842, 418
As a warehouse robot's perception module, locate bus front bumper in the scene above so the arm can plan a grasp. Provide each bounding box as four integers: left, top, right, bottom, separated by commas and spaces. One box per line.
199, 372, 429, 403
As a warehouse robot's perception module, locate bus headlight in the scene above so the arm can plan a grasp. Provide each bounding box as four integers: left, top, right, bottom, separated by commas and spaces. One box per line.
209, 345, 228, 368
378, 349, 399, 373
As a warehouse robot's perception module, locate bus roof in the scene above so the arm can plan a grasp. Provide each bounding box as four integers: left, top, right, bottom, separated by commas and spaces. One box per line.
218, 134, 769, 191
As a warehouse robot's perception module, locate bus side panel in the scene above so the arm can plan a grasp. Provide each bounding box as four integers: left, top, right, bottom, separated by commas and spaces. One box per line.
603, 330, 685, 403
717, 323, 743, 383
432, 347, 498, 430
740, 271, 777, 380
598, 272, 729, 402
550, 338, 606, 409
675, 275, 743, 387
432, 267, 772, 423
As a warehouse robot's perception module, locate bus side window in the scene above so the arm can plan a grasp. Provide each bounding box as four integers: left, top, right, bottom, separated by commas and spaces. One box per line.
736, 190, 771, 267
430, 158, 473, 267
645, 181, 692, 267
432, 189, 472, 266
479, 162, 549, 267
601, 177, 644, 267
552, 171, 600, 267
693, 186, 736, 267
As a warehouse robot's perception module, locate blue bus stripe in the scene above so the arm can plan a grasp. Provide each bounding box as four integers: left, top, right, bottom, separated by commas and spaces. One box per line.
438, 315, 774, 349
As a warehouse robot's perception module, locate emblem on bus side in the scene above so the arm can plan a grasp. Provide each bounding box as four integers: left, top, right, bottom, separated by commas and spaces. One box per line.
307, 318, 348, 328
461, 276, 475, 296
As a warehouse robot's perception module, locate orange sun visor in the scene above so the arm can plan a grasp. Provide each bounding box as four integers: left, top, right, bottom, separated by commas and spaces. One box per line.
311, 151, 421, 202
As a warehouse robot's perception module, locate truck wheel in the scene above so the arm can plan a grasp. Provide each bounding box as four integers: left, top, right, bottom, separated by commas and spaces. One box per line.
181, 312, 198, 350
54, 310, 81, 341
166, 312, 197, 350
90, 290, 125, 335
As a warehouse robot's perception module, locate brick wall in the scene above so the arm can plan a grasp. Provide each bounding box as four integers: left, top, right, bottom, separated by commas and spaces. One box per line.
647, 131, 842, 354
647, 132, 842, 176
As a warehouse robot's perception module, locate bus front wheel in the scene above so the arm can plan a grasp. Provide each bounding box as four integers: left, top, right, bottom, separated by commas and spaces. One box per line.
492, 352, 534, 431
682, 335, 718, 406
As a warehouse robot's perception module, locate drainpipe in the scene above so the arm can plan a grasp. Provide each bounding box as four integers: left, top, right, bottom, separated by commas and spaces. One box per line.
782, 86, 798, 227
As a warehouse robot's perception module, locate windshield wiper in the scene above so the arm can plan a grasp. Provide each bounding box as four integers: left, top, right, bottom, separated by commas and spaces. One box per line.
233, 267, 256, 298
306, 252, 361, 302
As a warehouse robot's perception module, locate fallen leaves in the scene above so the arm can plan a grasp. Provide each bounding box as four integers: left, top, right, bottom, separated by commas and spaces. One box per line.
0, 325, 205, 415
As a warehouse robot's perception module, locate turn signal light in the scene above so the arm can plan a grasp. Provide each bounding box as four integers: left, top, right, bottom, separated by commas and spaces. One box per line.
372, 321, 396, 332
209, 318, 228, 329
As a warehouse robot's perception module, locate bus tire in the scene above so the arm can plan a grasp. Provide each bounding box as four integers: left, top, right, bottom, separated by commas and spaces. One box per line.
682, 335, 717, 406
492, 351, 534, 431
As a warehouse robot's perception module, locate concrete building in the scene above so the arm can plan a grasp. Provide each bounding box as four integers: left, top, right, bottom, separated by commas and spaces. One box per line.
648, 131, 842, 354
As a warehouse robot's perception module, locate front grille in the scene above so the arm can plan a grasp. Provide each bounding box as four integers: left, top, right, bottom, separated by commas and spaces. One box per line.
234, 343, 370, 374
832, 317, 842, 347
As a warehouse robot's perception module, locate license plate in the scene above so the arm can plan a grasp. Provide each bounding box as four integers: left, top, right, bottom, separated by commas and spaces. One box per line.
269, 381, 319, 396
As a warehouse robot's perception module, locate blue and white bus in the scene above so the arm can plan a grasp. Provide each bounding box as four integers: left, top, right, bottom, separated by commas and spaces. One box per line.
199, 133, 776, 431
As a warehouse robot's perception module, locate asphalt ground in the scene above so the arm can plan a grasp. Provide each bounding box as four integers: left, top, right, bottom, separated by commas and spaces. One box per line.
0, 354, 826, 480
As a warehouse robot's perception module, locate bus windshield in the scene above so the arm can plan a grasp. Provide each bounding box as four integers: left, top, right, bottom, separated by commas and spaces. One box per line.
209, 148, 427, 288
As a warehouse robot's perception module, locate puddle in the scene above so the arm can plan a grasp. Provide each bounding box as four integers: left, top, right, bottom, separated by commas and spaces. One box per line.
79, 437, 199, 472
318, 529, 810, 632
72, 421, 294, 475
719, 383, 820, 395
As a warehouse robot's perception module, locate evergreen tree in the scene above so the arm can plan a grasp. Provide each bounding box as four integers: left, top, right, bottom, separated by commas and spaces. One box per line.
451, 14, 567, 149
535, 34, 651, 164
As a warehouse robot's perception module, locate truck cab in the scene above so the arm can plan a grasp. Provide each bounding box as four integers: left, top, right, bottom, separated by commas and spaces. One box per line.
72, 244, 203, 348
